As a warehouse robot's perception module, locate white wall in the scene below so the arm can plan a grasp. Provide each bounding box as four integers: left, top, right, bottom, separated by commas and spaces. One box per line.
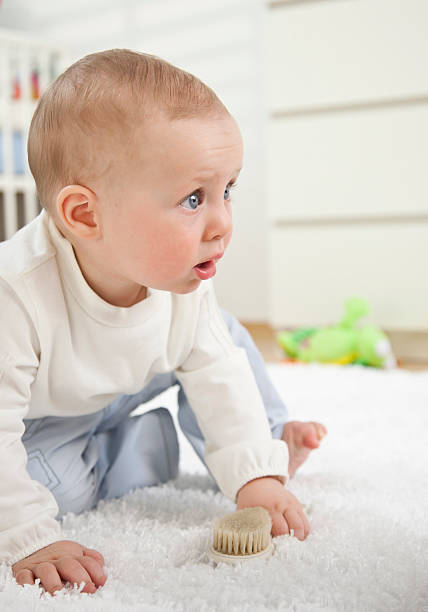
0, 0, 269, 321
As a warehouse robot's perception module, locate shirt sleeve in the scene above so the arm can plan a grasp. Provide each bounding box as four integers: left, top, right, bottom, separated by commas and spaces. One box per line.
174, 280, 289, 503
0, 279, 61, 566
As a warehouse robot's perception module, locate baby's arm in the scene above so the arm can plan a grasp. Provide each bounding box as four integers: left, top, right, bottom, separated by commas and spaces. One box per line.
236, 476, 310, 540
175, 280, 290, 507
0, 283, 106, 593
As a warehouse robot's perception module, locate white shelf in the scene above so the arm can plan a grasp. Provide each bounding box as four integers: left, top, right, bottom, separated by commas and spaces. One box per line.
0, 29, 68, 240
0, 175, 36, 189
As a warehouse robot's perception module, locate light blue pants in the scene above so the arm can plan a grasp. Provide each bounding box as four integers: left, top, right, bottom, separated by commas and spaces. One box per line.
22, 309, 288, 518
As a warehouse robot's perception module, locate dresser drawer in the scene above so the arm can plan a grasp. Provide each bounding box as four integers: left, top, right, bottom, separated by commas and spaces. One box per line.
268, 222, 428, 330
267, 104, 428, 221
265, 0, 428, 110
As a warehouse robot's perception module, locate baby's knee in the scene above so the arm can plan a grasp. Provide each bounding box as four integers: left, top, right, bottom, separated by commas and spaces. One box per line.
54, 474, 99, 518
25, 443, 100, 518
96, 407, 180, 501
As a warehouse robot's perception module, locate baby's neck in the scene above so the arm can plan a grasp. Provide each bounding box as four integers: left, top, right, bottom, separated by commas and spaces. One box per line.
72, 245, 147, 307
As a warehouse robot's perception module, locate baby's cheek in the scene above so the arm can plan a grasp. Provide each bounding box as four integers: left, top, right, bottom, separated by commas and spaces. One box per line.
170, 243, 194, 271
145, 224, 195, 277
154, 241, 191, 278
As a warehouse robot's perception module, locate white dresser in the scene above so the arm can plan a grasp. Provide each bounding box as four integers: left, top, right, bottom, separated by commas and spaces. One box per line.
264, 0, 428, 338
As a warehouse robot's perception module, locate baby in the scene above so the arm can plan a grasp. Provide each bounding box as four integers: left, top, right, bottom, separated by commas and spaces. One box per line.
1, 49, 326, 595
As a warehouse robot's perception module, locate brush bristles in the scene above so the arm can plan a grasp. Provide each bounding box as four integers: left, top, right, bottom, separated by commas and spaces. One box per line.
213, 507, 272, 555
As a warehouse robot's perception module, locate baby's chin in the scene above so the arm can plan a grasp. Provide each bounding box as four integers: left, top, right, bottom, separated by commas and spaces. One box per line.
152, 277, 202, 295
174, 279, 202, 294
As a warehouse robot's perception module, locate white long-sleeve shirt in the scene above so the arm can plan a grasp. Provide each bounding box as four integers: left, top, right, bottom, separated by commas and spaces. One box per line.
0, 210, 289, 565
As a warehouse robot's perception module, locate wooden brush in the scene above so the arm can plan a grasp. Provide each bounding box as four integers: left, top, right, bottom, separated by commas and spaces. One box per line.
208, 506, 273, 565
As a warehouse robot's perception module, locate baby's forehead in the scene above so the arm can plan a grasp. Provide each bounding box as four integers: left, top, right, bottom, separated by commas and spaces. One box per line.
132, 113, 242, 160
92, 114, 242, 201
98, 109, 242, 190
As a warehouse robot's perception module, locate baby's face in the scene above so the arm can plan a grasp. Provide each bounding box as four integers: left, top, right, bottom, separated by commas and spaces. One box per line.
97, 112, 243, 295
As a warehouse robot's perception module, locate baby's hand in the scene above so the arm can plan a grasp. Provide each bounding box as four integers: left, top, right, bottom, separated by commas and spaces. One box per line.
236, 476, 310, 540
12, 540, 106, 595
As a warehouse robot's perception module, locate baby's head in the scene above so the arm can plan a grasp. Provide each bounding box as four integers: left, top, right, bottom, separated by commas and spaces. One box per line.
28, 49, 243, 304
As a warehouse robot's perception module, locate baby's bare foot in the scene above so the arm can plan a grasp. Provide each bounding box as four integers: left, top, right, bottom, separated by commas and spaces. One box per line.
282, 421, 327, 477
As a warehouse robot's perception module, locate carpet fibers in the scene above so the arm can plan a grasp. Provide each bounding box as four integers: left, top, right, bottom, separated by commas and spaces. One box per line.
1, 364, 427, 611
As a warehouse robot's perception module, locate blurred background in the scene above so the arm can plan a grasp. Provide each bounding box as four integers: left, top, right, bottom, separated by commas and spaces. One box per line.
0, 0, 427, 365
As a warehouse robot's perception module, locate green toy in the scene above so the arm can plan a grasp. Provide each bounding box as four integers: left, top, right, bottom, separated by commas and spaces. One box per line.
277, 298, 396, 368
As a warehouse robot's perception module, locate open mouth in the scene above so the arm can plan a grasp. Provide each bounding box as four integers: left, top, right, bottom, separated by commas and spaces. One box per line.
195, 260, 212, 270
193, 259, 216, 280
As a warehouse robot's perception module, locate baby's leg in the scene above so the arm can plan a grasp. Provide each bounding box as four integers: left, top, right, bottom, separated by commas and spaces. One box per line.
177, 308, 289, 469
22, 373, 180, 516
22, 411, 106, 517
93, 372, 180, 500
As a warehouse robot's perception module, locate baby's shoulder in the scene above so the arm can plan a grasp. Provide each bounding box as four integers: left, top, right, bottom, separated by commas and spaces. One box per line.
0, 213, 55, 282
0, 214, 57, 329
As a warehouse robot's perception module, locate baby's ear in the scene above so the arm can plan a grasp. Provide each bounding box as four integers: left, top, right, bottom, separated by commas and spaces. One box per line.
56, 185, 101, 240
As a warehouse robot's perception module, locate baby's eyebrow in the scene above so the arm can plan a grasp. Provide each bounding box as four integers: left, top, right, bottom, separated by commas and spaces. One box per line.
192, 168, 242, 182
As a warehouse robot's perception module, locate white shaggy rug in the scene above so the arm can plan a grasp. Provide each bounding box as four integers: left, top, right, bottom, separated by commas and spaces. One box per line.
1, 363, 428, 611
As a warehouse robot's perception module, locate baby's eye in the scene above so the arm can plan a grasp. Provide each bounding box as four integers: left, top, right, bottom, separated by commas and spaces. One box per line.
225, 181, 238, 201
180, 190, 203, 211
179, 182, 237, 211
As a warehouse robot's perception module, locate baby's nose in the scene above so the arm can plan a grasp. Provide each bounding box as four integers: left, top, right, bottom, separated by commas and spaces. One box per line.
207, 202, 232, 241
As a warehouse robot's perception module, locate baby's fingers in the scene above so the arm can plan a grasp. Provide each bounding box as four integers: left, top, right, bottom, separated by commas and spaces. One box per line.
32, 562, 63, 595
301, 510, 311, 538
83, 547, 105, 567
55, 558, 96, 594
284, 508, 307, 541
77, 555, 107, 588
270, 511, 290, 537
14, 568, 35, 588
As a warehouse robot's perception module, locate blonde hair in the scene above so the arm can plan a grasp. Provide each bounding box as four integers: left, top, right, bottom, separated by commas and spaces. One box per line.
27, 48, 229, 213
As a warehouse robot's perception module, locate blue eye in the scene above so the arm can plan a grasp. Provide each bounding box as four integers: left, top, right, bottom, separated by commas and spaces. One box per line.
179, 182, 237, 211
224, 181, 238, 200
181, 191, 202, 211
